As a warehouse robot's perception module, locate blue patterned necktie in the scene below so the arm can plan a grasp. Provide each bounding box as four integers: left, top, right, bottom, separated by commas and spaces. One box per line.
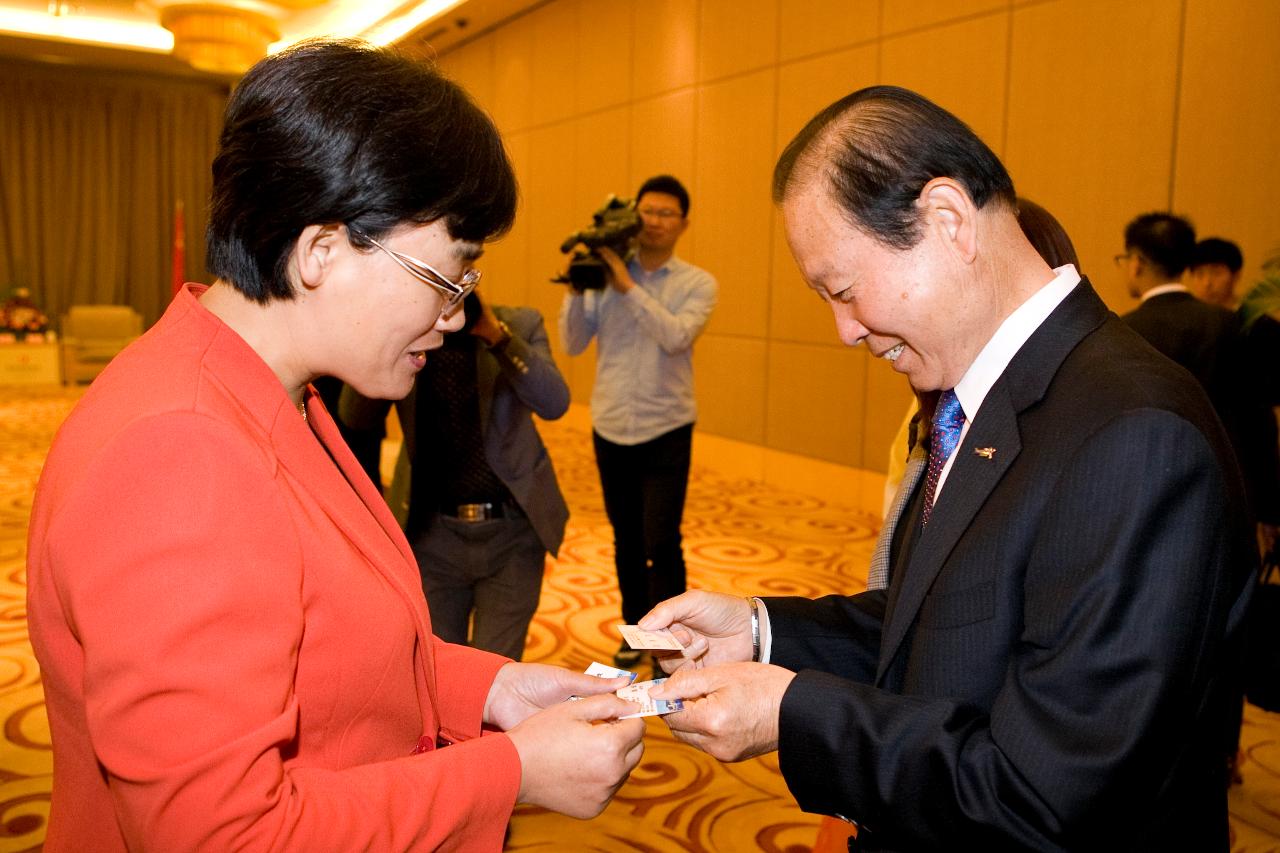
922, 389, 965, 525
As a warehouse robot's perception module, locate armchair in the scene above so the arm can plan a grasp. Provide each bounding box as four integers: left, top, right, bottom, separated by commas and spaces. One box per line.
60, 305, 143, 384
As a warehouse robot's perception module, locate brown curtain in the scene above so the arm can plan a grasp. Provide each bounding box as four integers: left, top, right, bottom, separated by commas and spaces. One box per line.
0, 59, 228, 328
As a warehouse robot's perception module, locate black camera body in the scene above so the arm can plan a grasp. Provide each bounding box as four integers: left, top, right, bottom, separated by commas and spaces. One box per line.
553, 195, 642, 291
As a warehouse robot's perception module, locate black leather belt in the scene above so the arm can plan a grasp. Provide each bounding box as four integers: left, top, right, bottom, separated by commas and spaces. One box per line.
439, 502, 515, 522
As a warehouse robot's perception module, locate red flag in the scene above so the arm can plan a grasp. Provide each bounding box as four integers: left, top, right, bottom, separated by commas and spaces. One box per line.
171, 199, 186, 297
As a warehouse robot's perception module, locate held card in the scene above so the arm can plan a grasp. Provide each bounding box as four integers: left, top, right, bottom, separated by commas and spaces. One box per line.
618, 624, 685, 652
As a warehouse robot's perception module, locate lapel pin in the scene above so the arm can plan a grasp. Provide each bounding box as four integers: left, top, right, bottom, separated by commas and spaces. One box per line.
974, 447, 996, 459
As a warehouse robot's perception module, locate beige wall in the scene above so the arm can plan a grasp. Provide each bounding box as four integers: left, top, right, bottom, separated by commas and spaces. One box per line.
432, 0, 1280, 474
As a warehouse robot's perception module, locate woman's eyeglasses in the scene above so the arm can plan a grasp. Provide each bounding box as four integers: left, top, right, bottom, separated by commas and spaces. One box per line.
349, 226, 480, 311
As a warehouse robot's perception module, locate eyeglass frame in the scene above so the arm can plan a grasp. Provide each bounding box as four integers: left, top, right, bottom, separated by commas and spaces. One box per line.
637, 206, 684, 220
348, 226, 480, 311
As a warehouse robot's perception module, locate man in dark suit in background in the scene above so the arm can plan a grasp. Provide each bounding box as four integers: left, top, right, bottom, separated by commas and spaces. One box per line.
641, 86, 1256, 850
1189, 237, 1245, 309
1120, 218, 1279, 549
342, 291, 569, 660
1117, 213, 1234, 391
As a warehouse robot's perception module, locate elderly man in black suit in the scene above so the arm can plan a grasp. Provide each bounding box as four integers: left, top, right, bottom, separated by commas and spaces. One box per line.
641, 86, 1256, 851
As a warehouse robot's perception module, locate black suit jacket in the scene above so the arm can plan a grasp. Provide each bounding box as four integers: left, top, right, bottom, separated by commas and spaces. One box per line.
767, 281, 1256, 851
1123, 291, 1280, 523
1122, 290, 1238, 391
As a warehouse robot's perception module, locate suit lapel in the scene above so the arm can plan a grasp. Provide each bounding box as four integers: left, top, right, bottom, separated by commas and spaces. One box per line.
279, 389, 440, 715
194, 305, 441, 726
877, 385, 1021, 682
303, 391, 417, 570
876, 279, 1112, 683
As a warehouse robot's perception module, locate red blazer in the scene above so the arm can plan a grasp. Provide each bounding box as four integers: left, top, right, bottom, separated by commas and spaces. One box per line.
27, 285, 521, 851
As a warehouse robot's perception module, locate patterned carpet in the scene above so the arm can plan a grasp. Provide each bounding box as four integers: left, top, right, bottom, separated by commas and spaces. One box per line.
2, 385, 1280, 851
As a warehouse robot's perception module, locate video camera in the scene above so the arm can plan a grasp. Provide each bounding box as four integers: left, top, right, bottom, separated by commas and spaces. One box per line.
552, 195, 642, 291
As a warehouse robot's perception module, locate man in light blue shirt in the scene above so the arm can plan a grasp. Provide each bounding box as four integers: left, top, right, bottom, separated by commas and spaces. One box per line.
559, 174, 718, 668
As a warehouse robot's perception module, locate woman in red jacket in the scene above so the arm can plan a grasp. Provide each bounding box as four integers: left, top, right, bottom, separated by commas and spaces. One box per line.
27, 39, 644, 851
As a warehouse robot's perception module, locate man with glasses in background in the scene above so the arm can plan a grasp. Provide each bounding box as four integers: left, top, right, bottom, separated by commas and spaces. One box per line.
341, 280, 571, 661
559, 174, 718, 669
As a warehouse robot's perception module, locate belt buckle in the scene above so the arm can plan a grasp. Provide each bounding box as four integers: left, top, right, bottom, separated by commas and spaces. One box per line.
457, 502, 493, 522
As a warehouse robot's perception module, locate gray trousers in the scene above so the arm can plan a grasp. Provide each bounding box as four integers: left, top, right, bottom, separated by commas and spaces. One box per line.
411, 512, 545, 660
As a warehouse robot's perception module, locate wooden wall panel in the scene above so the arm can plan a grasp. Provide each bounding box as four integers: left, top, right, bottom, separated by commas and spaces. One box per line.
773, 44, 878, 157
630, 89, 697, 204
480, 130, 530, 309
779, 0, 879, 62
882, 0, 1007, 37
489, 12, 535, 134
770, 46, 877, 346
529, 0, 578, 126
575, 0, 634, 114
630, 0, 697, 99
698, 0, 779, 83
694, 69, 777, 339
880, 11, 1009, 156
1174, 0, 1280, 286
435, 0, 1280, 477
766, 341, 867, 467
692, 334, 768, 444
1006, 0, 1181, 311
436, 38, 494, 114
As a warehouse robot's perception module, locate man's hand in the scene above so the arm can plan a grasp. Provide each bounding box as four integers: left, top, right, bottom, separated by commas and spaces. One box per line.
648, 662, 796, 762
484, 661, 631, 731
467, 291, 508, 347
639, 590, 753, 674
506, 693, 646, 819
596, 246, 636, 294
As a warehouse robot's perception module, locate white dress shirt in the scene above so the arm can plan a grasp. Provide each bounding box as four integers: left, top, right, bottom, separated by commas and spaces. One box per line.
760, 263, 1082, 663
1139, 282, 1189, 302
936, 264, 1081, 499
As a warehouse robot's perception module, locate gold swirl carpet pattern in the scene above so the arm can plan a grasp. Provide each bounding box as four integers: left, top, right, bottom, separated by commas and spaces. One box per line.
1, 387, 1279, 851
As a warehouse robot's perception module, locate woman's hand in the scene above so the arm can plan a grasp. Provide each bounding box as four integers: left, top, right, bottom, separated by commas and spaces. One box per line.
483, 662, 630, 730
506, 693, 645, 819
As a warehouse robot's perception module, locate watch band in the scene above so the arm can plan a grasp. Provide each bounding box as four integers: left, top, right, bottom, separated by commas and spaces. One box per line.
487, 319, 513, 349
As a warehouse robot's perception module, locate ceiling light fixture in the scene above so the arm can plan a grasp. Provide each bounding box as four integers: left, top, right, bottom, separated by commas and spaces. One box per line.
145, 0, 329, 75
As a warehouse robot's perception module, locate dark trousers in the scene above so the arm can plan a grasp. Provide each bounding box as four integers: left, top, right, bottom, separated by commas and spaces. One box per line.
593, 424, 693, 625
411, 511, 546, 660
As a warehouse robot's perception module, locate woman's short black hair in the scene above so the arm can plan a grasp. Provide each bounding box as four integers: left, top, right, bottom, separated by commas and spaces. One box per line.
773, 85, 1015, 250
207, 39, 517, 303
1016, 197, 1080, 271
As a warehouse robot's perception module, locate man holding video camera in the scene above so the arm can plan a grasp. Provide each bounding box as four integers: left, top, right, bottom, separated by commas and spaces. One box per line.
559, 174, 718, 669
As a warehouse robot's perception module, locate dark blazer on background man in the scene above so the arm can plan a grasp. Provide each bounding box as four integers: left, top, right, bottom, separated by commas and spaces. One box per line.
765, 281, 1256, 851
341, 304, 570, 555
1122, 289, 1239, 392
1123, 289, 1280, 524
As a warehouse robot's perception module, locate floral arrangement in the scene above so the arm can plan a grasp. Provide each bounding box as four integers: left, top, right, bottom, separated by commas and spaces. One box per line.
0, 287, 51, 342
